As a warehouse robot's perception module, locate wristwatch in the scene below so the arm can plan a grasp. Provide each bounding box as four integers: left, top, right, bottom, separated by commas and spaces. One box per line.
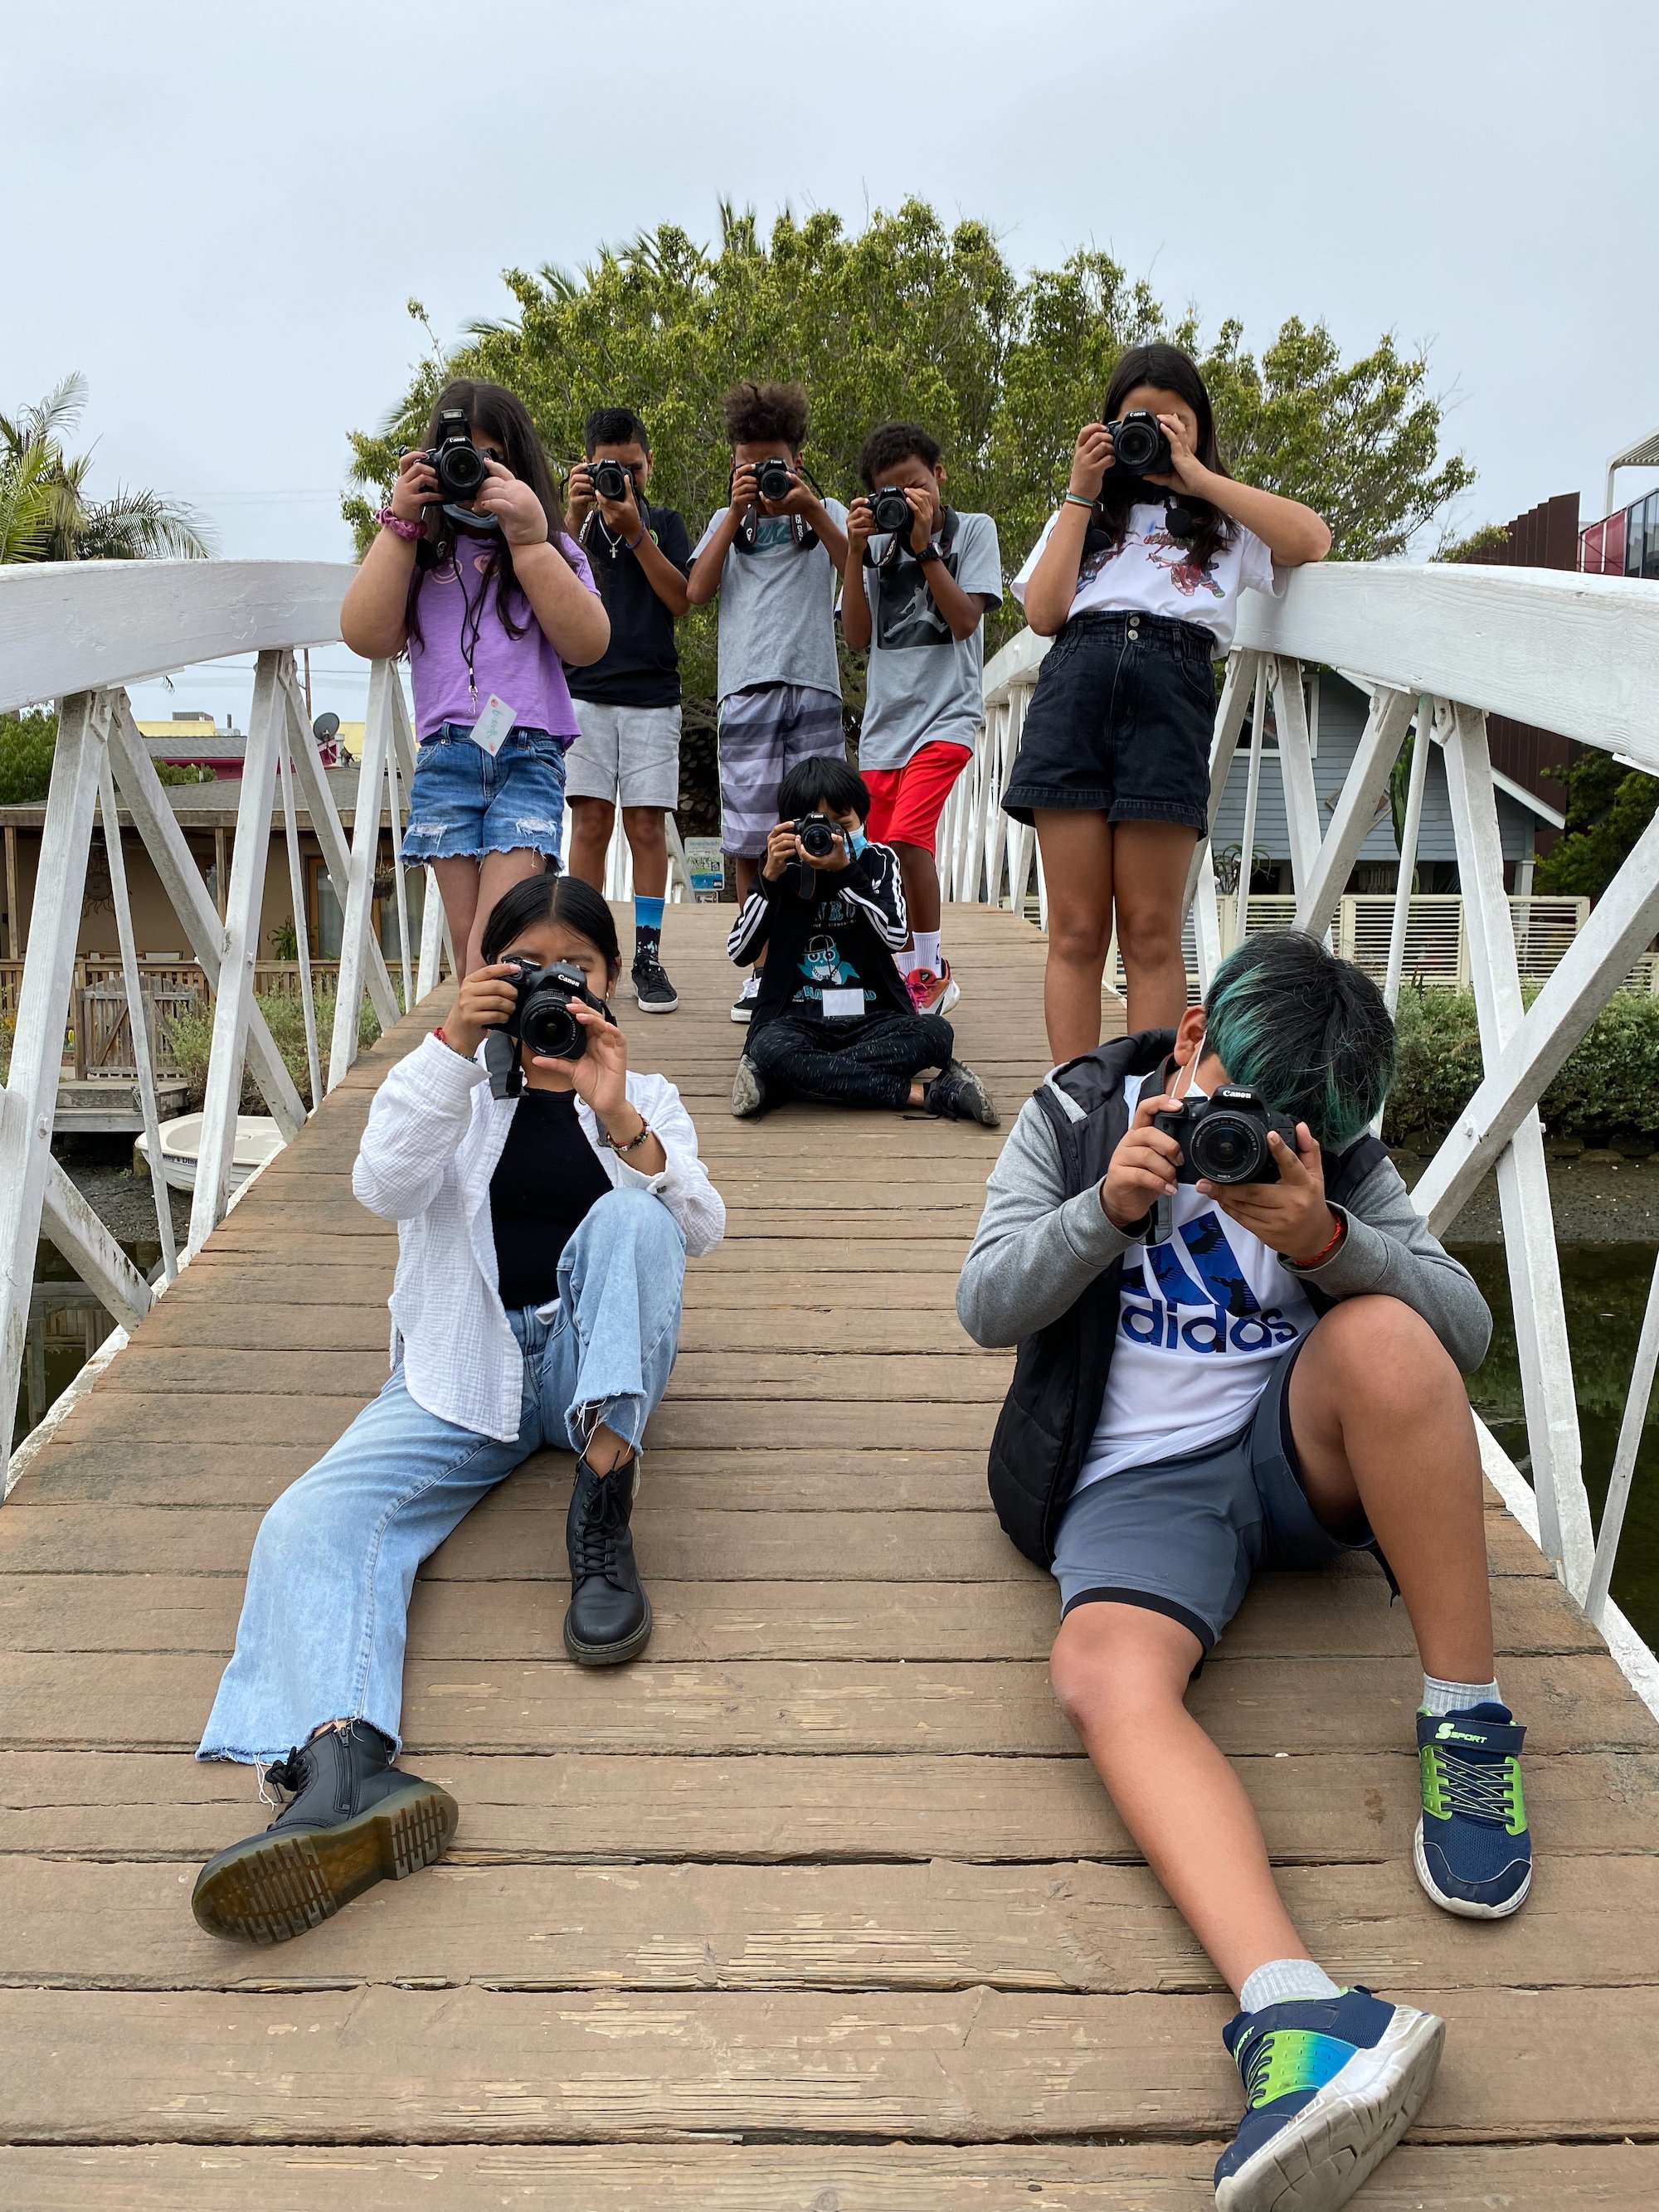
916, 540, 945, 564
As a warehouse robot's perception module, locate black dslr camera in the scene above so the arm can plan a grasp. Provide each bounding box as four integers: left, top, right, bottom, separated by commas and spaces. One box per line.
1106, 408, 1172, 479
1152, 1086, 1299, 1187
868, 484, 915, 537
589, 457, 635, 503
752, 456, 796, 503
792, 812, 839, 862
426, 407, 491, 501
484, 956, 609, 1097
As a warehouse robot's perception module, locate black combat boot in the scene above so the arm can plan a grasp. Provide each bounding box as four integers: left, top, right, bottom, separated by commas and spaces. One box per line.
565, 1452, 652, 1665
192, 1719, 457, 1943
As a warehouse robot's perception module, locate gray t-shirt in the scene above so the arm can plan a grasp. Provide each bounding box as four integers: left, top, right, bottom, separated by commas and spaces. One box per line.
854, 509, 1002, 771
694, 500, 849, 703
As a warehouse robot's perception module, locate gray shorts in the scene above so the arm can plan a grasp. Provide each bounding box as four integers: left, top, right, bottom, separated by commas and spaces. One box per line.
1051, 1340, 1377, 1651
566, 702, 682, 809
718, 683, 844, 857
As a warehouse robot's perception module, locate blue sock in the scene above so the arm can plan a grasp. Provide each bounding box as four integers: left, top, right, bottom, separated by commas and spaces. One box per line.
634, 895, 665, 939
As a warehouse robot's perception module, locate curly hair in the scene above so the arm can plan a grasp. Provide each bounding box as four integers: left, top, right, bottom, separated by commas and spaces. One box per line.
722, 379, 810, 450
857, 421, 942, 488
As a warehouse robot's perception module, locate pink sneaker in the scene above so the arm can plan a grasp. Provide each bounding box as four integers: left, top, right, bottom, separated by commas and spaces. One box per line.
907, 960, 960, 1015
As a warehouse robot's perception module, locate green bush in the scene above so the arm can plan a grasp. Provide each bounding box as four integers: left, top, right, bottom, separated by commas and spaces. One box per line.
1384, 984, 1659, 1148
0, 709, 56, 805
166, 989, 382, 1113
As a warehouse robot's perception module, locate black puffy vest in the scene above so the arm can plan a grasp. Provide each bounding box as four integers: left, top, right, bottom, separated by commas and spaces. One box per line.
985, 1029, 1388, 1568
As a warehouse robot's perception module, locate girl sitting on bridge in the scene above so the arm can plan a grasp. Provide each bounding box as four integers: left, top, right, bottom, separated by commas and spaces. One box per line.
1006, 341, 1331, 1059
190, 872, 724, 1944
342, 379, 611, 975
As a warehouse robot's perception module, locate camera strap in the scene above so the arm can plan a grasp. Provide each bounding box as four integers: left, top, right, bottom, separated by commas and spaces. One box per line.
732, 464, 825, 555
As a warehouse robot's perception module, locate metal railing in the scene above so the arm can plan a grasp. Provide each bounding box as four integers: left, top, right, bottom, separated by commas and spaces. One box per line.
958, 562, 1659, 1699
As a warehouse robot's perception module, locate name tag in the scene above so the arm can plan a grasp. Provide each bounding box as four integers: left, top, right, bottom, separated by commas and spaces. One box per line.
468, 695, 516, 755
821, 987, 864, 1019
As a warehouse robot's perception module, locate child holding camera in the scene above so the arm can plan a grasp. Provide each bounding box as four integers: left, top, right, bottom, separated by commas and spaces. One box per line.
843, 422, 1003, 1018
686, 381, 849, 1023
565, 406, 693, 1014
191, 872, 723, 1947
960, 930, 1530, 2212
341, 380, 610, 977
1006, 343, 1330, 1060
727, 756, 996, 1125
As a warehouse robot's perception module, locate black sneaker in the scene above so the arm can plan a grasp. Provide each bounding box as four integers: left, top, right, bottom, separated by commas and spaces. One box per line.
191, 1719, 457, 1944
565, 1453, 652, 1665
925, 1058, 1000, 1126
731, 1057, 766, 1118
631, 942, 679, 1013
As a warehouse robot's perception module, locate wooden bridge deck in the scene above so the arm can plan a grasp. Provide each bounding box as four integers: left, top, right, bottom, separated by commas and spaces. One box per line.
2, 902, 1657, 2209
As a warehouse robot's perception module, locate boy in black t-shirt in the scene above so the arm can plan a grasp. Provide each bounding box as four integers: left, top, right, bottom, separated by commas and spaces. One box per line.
726, 756, 998, 1125
566, 407, 693, 1013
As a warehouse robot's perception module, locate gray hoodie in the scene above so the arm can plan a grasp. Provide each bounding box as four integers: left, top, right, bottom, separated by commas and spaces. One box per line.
956, 1075, 1492, 1370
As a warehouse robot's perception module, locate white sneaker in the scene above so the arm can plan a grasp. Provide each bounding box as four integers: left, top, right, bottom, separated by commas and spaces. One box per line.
731, 974, 761, 1023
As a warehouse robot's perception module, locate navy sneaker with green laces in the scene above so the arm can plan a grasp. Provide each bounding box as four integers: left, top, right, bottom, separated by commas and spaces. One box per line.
1214, 1987, 1444, 2212
1414, 1701, 1530, 1918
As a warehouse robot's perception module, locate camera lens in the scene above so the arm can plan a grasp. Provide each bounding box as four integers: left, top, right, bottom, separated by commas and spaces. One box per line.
1112, 416, 1164, 474
796, 817, 836, 861
755, 459, 793, 501
519, 989, 586, 1063
871, 487, 912, 535
438, 442, 488, 498
592, 460, 627, 500
1188, 1113, 1264, 1185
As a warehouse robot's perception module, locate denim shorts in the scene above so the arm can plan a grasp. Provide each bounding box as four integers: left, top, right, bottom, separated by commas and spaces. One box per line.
402, 724, 568, 864
1002, 610, 1216, 832
1050, 1338, 1378, 1651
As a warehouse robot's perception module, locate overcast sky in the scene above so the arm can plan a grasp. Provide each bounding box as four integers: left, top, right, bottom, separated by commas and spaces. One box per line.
6, 0, 1656, 729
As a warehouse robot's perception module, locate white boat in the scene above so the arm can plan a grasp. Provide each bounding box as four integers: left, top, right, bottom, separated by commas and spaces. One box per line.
134, 1113, 284, 1194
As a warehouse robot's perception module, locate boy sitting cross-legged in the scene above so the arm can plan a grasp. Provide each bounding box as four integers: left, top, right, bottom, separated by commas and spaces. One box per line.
957, 929, 1530, 2212
727, 754, 997, 1125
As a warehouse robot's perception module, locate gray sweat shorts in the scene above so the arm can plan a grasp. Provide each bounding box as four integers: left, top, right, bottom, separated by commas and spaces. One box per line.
1051, 1339, 1378, 1651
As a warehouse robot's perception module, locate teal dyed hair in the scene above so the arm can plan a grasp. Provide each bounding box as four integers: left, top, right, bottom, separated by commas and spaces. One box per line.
1201, 931, 1396, 1150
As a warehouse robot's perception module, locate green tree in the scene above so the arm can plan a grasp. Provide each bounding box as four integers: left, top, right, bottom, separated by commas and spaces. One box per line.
0, 709, 57, 805
0, 374, 209, 565
1535, 749, 1659, 900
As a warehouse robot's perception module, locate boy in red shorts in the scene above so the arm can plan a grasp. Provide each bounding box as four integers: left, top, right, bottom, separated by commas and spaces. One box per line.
843, 423, 1002, 1015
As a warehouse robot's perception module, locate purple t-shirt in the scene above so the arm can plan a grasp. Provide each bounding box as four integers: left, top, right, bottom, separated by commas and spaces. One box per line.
407, 536, 597, 741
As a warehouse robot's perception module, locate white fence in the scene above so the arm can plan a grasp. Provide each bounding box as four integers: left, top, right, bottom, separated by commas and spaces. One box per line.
953, 564, 1659, 1701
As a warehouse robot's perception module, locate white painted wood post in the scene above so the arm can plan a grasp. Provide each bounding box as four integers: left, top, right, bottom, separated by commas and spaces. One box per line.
275, 726, 321, 1115
329, 661, 397, 1091
1293, 684, 1416, 945
415, 871, 446, 1004
1383, 698, 1435, 1017
383, 732, 413, 1010
188, 649, 285, 1253
1268, 656, 1323, 897
98, 756, 177, 1280
383, 670, 455, 999
1234, 662, 1267, 948
1584, 1249, 1659, 1627
1439, 702, 1595, 1597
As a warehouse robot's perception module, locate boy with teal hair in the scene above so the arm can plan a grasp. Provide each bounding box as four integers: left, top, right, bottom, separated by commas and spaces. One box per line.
959, 929, 1528, 2212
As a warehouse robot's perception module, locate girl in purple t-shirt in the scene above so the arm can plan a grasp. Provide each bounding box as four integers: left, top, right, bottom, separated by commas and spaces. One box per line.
342, 381, 610, 974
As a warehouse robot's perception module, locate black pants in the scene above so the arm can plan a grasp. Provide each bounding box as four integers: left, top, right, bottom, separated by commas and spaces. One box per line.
747, 1009, 955, 1111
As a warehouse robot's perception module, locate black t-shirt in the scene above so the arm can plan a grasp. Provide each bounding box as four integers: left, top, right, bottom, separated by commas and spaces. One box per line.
489, 1088, 612, 1310
567, 503, 691, 708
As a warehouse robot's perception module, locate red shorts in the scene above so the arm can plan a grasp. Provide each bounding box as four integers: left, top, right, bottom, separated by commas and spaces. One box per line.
862, 741, 973, 854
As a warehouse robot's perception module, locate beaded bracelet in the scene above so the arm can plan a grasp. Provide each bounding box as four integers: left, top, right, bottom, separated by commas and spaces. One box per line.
603, 1116, 654, 1155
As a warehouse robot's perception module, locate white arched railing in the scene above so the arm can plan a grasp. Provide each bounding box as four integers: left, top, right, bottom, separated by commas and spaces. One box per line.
947, 563, 1659, 1703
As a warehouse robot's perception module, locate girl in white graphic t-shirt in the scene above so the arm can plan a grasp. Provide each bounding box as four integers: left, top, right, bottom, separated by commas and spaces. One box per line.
1005, 343, 1331, 1061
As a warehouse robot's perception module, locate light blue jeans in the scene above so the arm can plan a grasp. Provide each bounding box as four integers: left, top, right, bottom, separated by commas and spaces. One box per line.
199, 1189, 685, 1765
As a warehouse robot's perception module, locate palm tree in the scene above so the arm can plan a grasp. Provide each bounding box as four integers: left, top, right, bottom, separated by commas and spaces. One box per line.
0, 374, 210, 564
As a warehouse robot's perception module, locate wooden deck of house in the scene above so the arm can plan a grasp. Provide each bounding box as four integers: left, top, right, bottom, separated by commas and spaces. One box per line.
2, 901, 1658, 2210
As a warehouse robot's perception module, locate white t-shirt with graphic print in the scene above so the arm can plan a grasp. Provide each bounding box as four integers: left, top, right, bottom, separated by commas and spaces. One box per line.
1011, 499, 1284, 652
1075, 1072, 1316, 1494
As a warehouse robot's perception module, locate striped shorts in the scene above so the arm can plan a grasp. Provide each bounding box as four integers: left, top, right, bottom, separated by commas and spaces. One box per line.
718, 683, 844, 858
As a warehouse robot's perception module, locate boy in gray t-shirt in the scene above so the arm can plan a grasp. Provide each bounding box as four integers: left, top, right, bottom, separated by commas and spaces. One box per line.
688, 380, 850, 1023
842, 421, 1002, 1019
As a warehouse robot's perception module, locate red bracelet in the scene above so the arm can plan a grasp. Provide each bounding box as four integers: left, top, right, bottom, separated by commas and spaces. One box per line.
1294, 1209, 1346, 1270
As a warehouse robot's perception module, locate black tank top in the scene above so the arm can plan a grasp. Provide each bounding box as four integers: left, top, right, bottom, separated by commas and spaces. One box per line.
489, 1087, 611, 1310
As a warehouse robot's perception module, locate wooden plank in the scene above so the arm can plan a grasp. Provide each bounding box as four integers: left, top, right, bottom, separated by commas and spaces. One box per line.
0, 2142, 1653, 2212
7, 1854, 1656, 1996
3, 1982, 1658, 2142
2, 1651, 1649, 1757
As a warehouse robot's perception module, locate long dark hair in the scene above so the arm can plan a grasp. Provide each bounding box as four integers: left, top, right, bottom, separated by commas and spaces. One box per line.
479, 870, 622, 989
406, 380, 578, 647
1092, 342, 1234, 572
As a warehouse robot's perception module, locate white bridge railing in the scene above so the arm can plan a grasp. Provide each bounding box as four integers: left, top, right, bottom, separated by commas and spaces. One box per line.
950, 563, 1659, 1700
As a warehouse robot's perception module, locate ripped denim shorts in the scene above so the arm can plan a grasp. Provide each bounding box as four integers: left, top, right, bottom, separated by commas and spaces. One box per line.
401, 724, 568, 865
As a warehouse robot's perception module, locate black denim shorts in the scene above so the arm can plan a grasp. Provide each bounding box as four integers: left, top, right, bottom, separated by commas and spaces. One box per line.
1001, 610, 1217, 831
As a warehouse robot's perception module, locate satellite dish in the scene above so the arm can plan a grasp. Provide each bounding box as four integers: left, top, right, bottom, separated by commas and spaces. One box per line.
313, 712, 341, 741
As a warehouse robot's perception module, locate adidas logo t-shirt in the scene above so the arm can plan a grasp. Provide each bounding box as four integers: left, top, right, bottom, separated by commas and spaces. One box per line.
1076, 1074, 1317, 1492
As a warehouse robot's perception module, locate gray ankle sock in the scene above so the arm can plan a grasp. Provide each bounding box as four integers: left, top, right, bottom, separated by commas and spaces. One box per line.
1420, 1673, 1501, 1716
1239, 1958, 1343, 2015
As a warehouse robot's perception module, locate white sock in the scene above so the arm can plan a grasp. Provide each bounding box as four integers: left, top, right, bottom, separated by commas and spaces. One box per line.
1240, 1958, 1343, 2015
912, 929, 942, 975
1421, 1673, 1501, 1716
895, 948, 920, 976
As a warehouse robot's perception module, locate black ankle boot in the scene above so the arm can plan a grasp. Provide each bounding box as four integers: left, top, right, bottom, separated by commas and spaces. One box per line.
192, 1719, 457, 1944
565, 1453, 652, 1665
